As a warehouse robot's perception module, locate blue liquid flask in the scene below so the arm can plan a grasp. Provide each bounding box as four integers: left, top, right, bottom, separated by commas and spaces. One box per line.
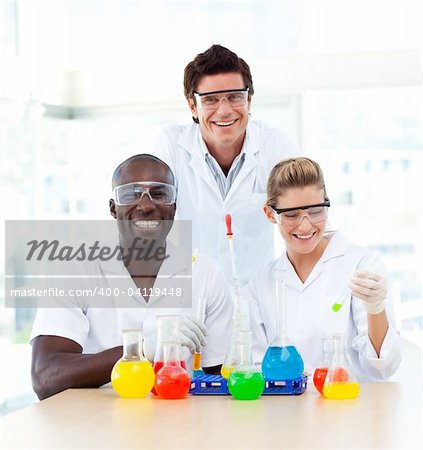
262, 271, 304, 380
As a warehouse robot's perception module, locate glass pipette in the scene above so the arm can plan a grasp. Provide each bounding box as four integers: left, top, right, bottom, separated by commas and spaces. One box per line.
331, 250, 379, 312
221, 214, 246, 379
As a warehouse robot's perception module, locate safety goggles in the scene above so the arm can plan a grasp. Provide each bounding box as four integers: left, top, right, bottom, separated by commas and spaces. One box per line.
193, 88, 249, 110
113, 182, 177, 206
269, 200, 330, 226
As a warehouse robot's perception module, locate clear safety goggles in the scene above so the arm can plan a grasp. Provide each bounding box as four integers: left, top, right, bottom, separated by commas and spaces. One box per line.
193, 88, 249, 110
269, 200, 330, 226
113, 182, 177, 206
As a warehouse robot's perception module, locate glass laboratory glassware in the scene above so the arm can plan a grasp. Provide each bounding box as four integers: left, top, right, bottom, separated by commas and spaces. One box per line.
154, 340, 191, 399
220, 303, 245, 379
322, 334, 360, 399
313, 337, 333, 394
261, 273, 304, 380
193, 297, 206, 373
228, 331, 265, 400
152, 315, 187, 395
111, 329, 155, 398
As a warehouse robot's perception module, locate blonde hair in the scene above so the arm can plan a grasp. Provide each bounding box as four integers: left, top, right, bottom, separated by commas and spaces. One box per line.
267, 157, 328, 206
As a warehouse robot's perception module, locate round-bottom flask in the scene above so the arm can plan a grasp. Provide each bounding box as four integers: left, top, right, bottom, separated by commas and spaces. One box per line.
154, 342, 190, 399
111, 329, 155, 398
228, 331, 265, 400
262, 343, 304, 380
152, 316, 187, 395
322, 334, 360, 399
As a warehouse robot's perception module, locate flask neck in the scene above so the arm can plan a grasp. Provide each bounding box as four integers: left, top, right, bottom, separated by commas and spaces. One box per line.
157, 315, 178, 342
122, 330, 143, 361
332, 334, 347, 363
321, 337, 333, 365
163, 342, 183, 366
238, 342, 253, 366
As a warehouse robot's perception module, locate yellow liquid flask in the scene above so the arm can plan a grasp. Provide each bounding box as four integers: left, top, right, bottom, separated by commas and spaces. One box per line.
111, 329, 155, 398
228, 331, 265, 400
322, 334, 360, 400
262, 273, 304, 380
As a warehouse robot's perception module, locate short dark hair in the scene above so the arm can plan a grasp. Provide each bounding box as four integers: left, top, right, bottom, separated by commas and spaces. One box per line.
183, 44, 254, 100
112, 154, 175, 188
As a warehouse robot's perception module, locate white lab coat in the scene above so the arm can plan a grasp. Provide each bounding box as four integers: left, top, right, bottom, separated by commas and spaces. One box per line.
152, 120, 297, 285
244, 231, 401, 381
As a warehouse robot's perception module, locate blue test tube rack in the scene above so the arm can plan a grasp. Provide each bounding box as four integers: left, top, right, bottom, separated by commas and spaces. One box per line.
190, 374, 307, 396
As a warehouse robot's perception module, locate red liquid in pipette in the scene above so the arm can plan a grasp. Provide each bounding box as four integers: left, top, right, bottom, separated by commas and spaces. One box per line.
151, 360, 187, 395
154, 364, 190, 399
225, 214, 233, 236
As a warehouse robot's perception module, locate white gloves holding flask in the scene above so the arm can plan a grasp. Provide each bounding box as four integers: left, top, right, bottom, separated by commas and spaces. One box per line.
349, 271, 387, 315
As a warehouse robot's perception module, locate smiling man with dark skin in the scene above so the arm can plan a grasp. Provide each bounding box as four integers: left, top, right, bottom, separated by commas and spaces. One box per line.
31, 154, 232, 400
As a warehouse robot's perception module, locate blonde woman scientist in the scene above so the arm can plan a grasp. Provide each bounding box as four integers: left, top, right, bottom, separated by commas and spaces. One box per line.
245, 157, 401, 381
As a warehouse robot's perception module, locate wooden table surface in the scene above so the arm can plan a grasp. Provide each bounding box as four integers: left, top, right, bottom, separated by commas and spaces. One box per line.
1, 382, 421, 449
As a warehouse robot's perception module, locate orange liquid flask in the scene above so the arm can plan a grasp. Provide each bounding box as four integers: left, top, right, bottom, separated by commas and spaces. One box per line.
322, 334, 360, 400
154, 342, 190, 399
111, 329, 155, 398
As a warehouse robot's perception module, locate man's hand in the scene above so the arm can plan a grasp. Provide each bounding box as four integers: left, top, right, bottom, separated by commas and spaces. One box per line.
349, 271, 387, 315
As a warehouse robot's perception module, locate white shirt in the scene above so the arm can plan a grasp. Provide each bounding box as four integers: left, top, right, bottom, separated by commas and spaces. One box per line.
31, 250, 233, 369
152, 120, 297, 285
244, 231, 401, 381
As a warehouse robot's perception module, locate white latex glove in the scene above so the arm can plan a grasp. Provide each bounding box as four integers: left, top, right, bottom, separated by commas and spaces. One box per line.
143, 316, 208, 362
349, 270, 387, 315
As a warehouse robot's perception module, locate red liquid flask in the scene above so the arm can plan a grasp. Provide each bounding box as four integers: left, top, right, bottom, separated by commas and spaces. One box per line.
313, 337, 333, 394
154, 342, 190, 399
152, 360, 187, 396
152, 315, 184, 396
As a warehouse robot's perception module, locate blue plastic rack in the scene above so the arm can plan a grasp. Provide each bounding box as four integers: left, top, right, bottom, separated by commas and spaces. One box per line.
190, 374, 307, 396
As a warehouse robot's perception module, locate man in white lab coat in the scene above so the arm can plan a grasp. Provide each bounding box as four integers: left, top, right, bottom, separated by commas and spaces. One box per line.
153, 45, 298, 285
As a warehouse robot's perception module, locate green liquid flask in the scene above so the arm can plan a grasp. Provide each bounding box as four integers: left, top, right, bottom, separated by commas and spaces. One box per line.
322, 334, 360, 400
228, 331, 265, 400
262, 272, 304, 380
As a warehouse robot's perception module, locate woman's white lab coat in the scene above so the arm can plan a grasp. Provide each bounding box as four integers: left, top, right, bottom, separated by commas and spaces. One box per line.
153, 120, 297, 285
244, 231, 401, 381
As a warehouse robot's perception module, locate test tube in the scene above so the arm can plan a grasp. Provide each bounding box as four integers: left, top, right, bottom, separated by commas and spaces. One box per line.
193, 296, 206, 371
332, 250, 379, 312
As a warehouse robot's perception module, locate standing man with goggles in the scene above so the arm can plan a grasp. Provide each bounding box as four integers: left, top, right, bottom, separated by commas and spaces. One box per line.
31, 154, 232, 400
153, 45, 298, 285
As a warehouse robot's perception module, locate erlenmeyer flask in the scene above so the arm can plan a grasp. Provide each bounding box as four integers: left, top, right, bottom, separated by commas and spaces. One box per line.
322, 333, 360, 399
262, 272, 304, 380
220, 303, 245, 379
313, 337, 333, 394
154, 340, 191, 399
111, 329, 155, 398
152, 315, 187, 395
228, 331, 265, 400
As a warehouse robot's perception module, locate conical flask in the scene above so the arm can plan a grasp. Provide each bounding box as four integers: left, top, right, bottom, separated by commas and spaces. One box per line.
111, 329, 155, 398
152, 315, 187, 395
220, 301, 245, 379
322, 333, 360, 399
228, 331, 265, 400
262, 271, 304, 380
154, 340, 191, 399
313, 337, 333, 394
